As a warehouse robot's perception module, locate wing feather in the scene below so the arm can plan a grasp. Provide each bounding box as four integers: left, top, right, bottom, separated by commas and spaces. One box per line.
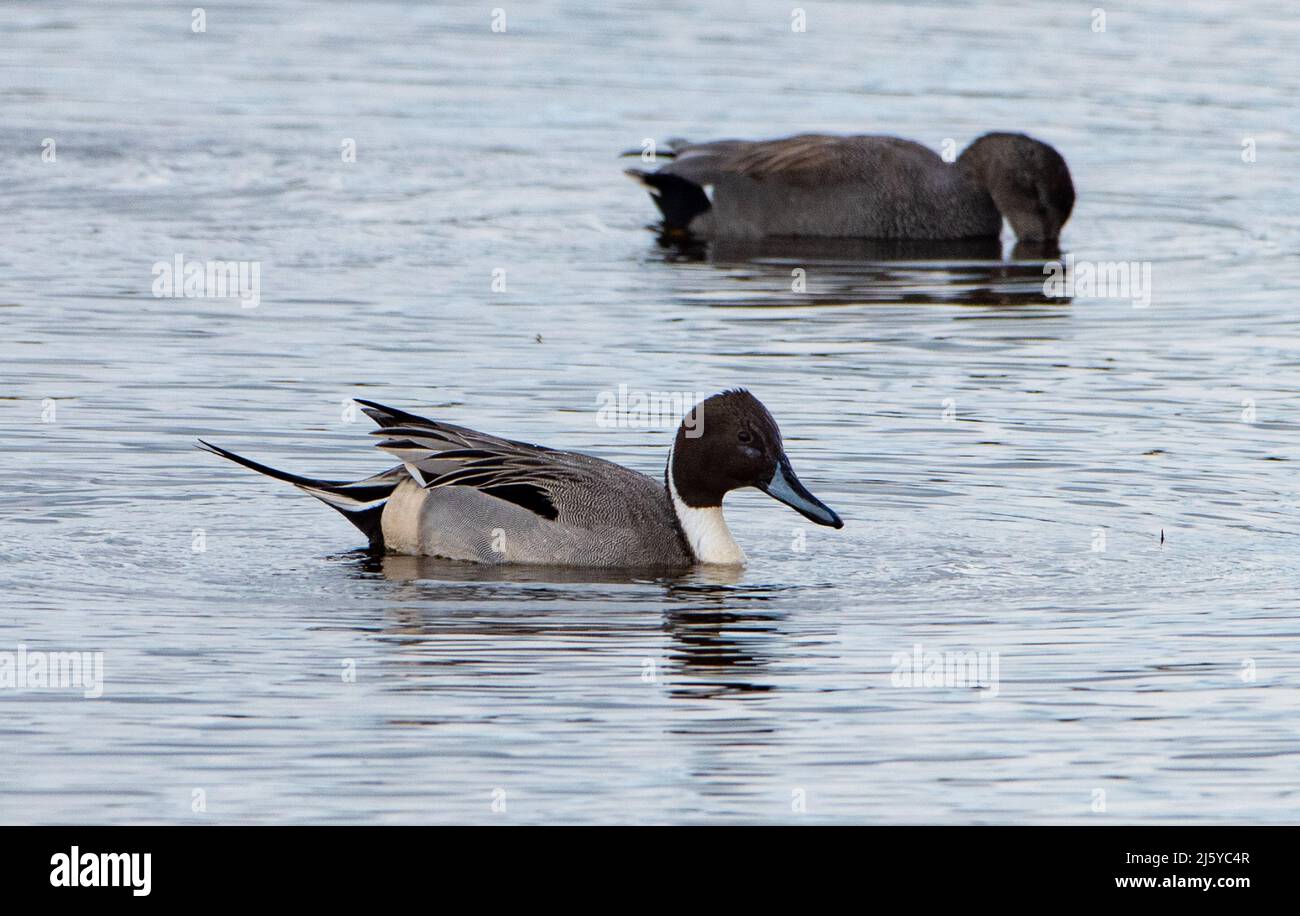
662, 134, 941, 187
355, 399, 663, 526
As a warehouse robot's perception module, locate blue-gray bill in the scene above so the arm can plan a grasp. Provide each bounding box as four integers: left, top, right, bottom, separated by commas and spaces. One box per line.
758, 456, 843, 529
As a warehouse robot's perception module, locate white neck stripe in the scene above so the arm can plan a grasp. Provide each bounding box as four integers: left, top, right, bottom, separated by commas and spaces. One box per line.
666, 441, 746, 566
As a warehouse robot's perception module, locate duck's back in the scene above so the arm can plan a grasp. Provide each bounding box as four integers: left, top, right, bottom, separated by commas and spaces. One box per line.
662, 134, 1002, 240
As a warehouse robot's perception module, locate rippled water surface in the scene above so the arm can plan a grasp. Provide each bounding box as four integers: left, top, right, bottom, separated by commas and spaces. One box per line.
2, 0, 1299, 824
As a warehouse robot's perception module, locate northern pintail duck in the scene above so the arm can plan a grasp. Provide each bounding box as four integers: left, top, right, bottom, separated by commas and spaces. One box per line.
625, 132, 1075, 242
199, 390, 842, 567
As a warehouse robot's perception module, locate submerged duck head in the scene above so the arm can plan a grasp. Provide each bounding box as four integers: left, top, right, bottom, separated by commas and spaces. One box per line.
669, 389, 843, 530
959, 132, 1076, 242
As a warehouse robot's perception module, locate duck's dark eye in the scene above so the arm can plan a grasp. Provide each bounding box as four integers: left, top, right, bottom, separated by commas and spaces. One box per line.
738, 429, 752, 444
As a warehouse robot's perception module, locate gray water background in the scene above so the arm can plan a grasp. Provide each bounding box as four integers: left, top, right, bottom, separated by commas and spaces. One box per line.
1, 0, 1298, 823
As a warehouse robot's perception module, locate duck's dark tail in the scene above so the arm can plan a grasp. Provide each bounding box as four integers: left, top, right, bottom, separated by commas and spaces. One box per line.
623, 169, 711, 233
197, 439, 405, 551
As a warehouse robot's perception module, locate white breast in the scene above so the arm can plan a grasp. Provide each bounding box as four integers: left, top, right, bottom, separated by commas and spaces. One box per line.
666, 446, 746, 566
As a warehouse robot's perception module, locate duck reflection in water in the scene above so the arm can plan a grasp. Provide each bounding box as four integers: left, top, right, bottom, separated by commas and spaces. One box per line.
353, 553, 786, 699
652, 233, 1070, 308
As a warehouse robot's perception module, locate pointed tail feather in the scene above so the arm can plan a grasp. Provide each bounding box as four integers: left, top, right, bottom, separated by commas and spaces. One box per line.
353, 398, 441, 430
624, 169, 711, 232
619, 137, 693, 160
619, 148, 679, 160
197, 439, 402, 550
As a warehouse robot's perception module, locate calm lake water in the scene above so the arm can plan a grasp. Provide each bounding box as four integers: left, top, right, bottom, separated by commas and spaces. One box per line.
2, 0, 1298, 824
